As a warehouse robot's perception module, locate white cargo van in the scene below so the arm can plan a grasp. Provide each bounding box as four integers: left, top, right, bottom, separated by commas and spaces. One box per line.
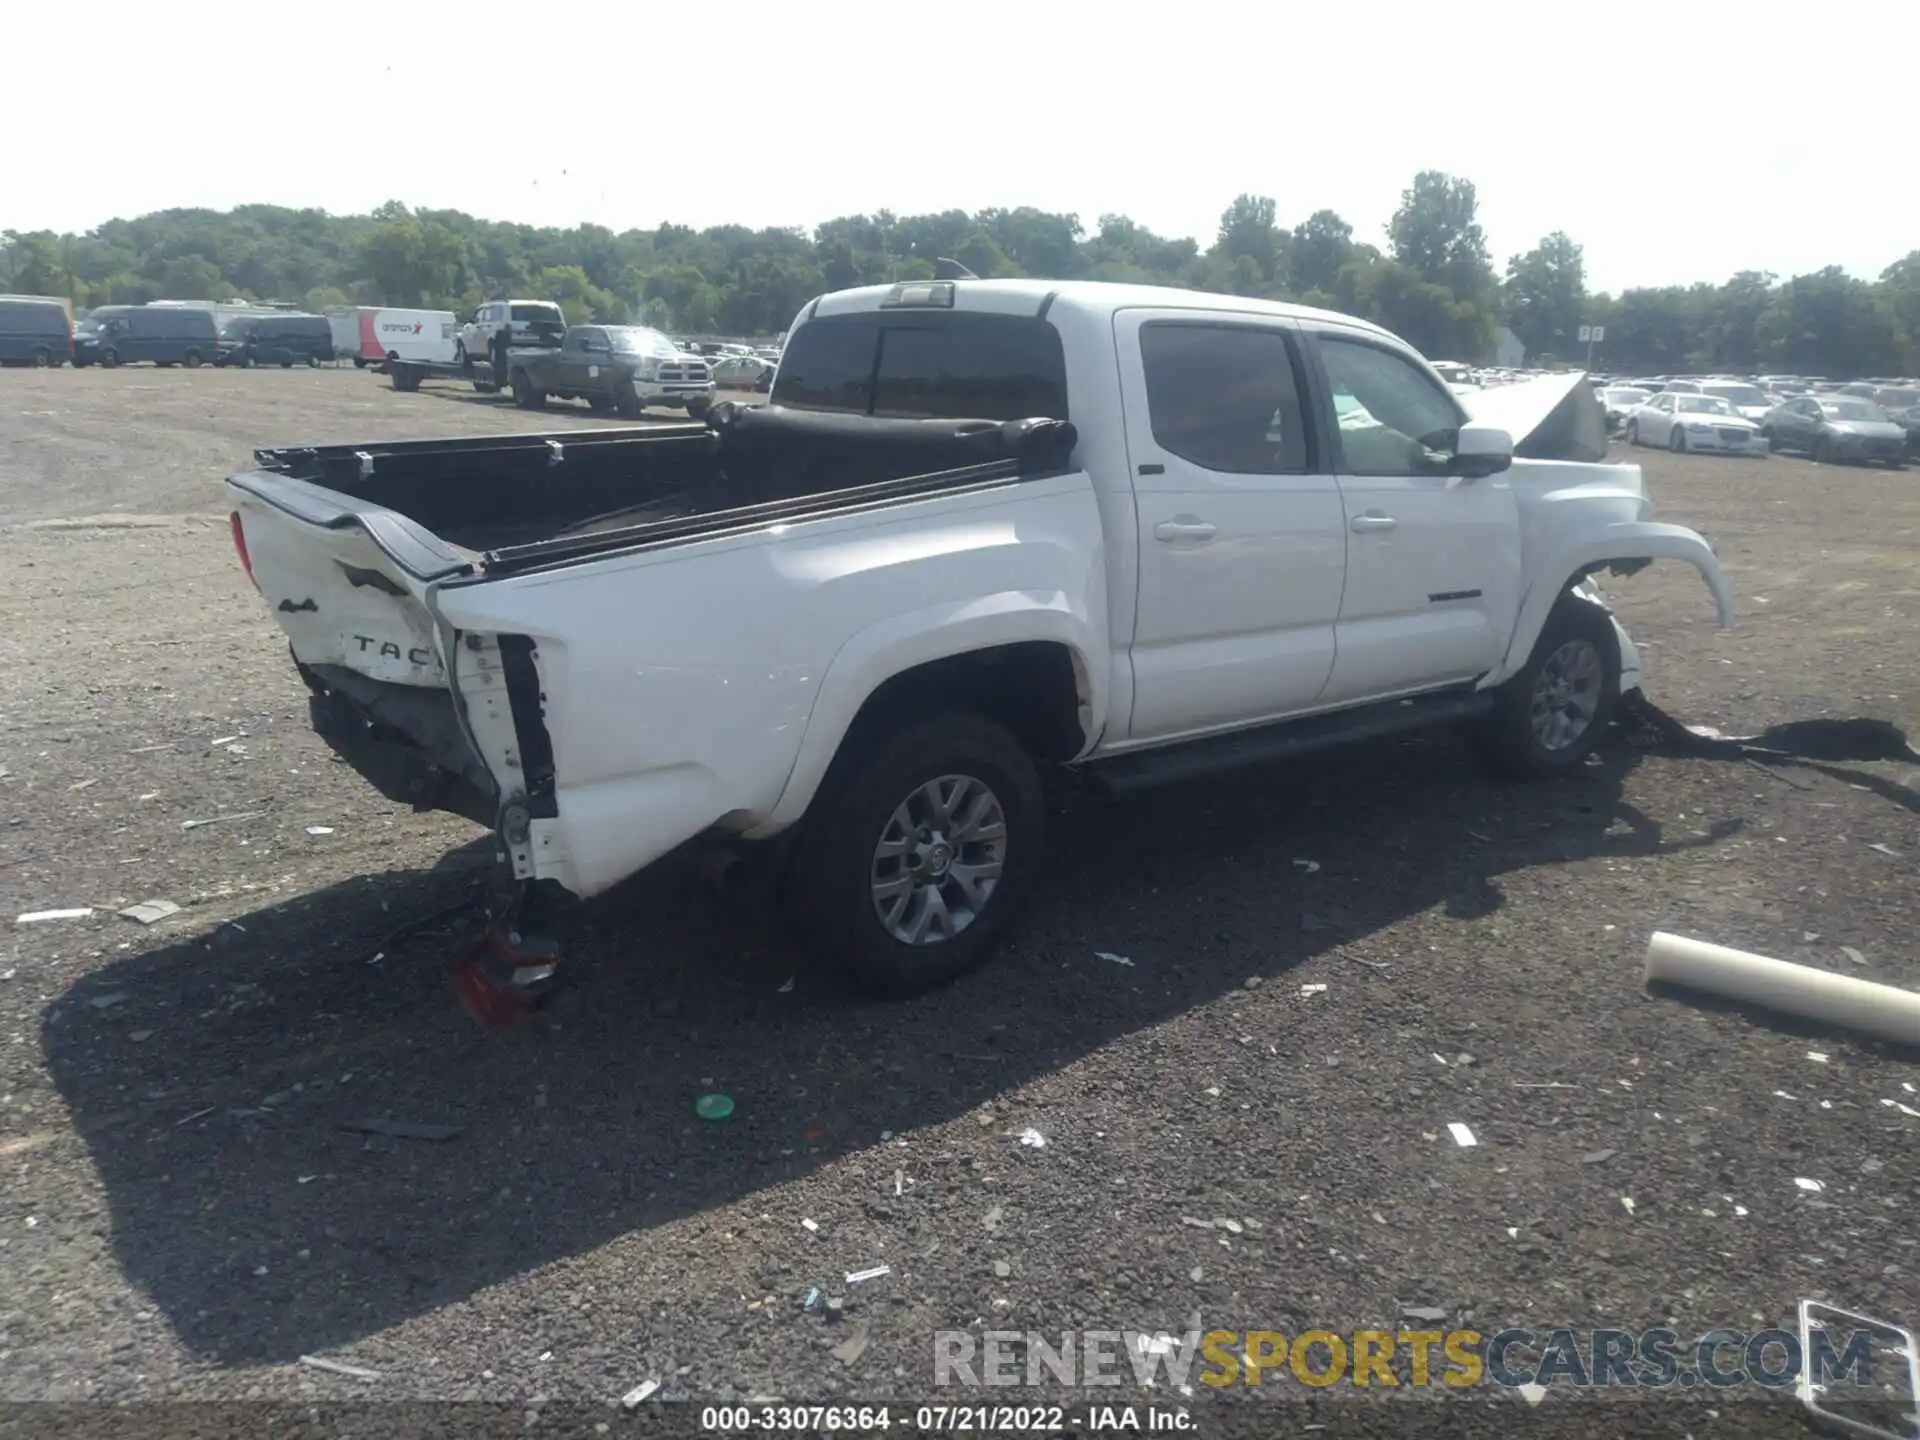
335, 307, 458, 367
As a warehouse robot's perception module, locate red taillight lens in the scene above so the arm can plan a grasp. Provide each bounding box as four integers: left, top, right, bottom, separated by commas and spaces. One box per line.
229, 511, 260, 592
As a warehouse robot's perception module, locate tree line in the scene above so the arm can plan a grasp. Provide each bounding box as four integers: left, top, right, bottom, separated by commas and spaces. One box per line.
4, 173, 1916, 377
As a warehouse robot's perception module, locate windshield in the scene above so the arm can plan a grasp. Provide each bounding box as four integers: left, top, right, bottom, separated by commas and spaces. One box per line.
1603, 388, 1649, 405
1821, 399, 1890, 422
1701, 383, 1766, 405
606, 326, 680, 358
1677, 396, 1736, 416
1876, 389, 1920, 410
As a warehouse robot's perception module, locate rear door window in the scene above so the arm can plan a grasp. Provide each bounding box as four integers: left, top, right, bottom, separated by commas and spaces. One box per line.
772, 311, 1068, 421
1137, 321, 1313, 473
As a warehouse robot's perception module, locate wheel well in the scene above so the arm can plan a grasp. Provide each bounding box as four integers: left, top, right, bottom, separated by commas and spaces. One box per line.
835, 642, 1087, 773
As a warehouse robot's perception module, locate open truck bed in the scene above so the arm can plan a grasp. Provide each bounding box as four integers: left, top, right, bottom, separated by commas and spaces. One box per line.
240, 402, 1077, 562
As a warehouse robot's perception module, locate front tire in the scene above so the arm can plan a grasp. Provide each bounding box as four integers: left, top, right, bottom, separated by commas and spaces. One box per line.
785, 713, 1043, 999
511, 371, 544, 409
1468, 596, 1621, 781
31, 346, 51, 368
1624, 420, 1639, 446
1670, 425, 1686, 453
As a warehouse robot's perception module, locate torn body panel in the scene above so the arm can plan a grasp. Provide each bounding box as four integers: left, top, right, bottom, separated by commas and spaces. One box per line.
1488, 453, 1733, 692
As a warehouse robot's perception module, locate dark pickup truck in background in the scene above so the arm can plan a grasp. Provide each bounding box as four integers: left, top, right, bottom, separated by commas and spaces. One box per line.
508, 324, 717, 417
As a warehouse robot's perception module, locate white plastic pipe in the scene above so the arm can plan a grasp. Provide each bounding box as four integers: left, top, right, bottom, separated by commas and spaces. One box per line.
1644, 931, 1920, 1047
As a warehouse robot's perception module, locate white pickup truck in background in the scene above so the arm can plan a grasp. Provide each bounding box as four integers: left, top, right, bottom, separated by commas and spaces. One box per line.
226, 278, 1733, 998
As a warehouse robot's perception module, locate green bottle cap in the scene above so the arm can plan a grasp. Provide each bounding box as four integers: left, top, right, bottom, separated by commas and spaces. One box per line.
694, 1093, 734, 1121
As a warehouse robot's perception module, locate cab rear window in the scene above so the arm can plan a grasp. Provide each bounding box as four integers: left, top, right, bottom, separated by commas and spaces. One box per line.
771, 311, 1068, 422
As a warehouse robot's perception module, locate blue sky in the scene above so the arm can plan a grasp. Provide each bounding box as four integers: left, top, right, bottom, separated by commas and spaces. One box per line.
11, 0, 1915, 294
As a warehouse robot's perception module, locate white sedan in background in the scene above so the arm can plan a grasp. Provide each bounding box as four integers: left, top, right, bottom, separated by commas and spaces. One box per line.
1624, 392, 1769, 456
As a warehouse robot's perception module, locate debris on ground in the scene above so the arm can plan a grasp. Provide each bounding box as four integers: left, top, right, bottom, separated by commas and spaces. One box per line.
845, 1264, 890, 1284
1620, 1197, 1636, 1215
180, 812, 262, 830
1400, 1306, 1447, 1324
69, 777, 98, 791
1867, 843, 1901, 857
694, 1093, 734, 1122
893, 1169, 903, 1198
1840, 946, 1866, 966
1644, 930, 1920, 1046
801, 1218, 819, 1233
1292, 859, 1321, 874
993, 1260, 1011, 1278
1806, 1051, 1829, 1064
1446, 1123, 1478, 1148
337, 1118, 463, 1142
620, 1379, 660, 1410
1794, 1177, 1825, 1192
17, 908, 93, 924
87, 993, 128, 1010
1017, 1127, 1047, 1148
304, 825, 335, 836
831, 1321, 871, 1365
983, 1204, 1004, 1232
116, 899, 180, 925
777, 977, 795, 993
1300, 983, 1328, 998
1092, 951, 1134, 967
299, 1354, 381, 1381
210, 736, 240, 748
1582, 1149, 1616, 1164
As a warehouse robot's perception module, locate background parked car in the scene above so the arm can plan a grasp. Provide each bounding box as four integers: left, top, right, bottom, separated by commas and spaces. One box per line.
216, 312, 335, 368
1760, 394, 1908, 467
1695, 379, 1773, 423
72, 305, 220, 368
1872, 387, 1920, 456
1597, 385, 1650, 432
1624, 392, 1768, 455
0, 294, 72, 366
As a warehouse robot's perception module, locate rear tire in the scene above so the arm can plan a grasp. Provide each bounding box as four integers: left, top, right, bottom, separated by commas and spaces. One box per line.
31, 346, 51, 368
455, 342, 469, 369
100, 348, 121, 368
1624, 420, 1639, 446
785, 712, 1043, 999
184, 350, 203, 369
1670, 426, 1686, 453
1813, 434, 1833, 464
1468, 596, 1621, 781
511, 371, 544, 409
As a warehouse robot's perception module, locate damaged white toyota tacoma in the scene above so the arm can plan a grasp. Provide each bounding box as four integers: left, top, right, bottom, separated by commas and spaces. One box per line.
226, 277, 1733, 1004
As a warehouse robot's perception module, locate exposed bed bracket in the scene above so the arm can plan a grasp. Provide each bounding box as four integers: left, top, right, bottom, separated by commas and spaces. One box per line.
546, 439, 564, 467
355, 451, 375, 479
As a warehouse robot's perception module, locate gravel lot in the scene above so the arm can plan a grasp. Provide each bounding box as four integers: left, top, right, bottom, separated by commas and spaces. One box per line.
2, 368, 1916, 1437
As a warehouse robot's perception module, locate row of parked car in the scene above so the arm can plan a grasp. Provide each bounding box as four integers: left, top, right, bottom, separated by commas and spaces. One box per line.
0, 295, 341, 369
1592, 374, 1920, 466
0, 293, 788, 387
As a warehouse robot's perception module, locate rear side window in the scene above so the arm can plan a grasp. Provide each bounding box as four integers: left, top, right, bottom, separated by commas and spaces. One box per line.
771, 312, 1068, 421
1138, 322, 1312, 474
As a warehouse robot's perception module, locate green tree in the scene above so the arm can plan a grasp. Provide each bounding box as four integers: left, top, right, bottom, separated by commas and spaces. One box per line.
1502, 232, 1587, 359
1389, 171, 1495, 300
1289, 210, 1355, 298
1214, 194, 1286, 289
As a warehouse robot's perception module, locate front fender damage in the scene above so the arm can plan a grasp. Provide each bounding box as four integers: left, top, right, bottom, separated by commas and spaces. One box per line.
1497, 521, 1734, 690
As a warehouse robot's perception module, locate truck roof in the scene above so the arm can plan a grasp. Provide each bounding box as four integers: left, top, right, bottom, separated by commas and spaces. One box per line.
810, 277, 1396, 341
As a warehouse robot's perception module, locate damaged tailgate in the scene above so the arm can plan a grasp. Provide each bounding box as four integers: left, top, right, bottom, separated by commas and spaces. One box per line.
227, 470, 510, 828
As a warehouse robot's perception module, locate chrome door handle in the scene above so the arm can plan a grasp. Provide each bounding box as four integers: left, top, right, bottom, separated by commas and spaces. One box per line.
1154, 520, 1216, 542
1350, 513, 1398, 533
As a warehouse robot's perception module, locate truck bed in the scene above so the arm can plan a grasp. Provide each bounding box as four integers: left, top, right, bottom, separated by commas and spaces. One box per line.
242, 402, 1079, 567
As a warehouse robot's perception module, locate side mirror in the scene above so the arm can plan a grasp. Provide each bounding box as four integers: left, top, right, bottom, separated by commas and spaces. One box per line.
1450, 422, 1512, 479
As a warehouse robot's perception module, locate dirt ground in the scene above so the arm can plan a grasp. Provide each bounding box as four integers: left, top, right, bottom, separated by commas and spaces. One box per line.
1, 368, 1916, 1437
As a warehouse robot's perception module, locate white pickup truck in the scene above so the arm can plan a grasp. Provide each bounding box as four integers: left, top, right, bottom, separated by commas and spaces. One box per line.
226, 278, 1733, 999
